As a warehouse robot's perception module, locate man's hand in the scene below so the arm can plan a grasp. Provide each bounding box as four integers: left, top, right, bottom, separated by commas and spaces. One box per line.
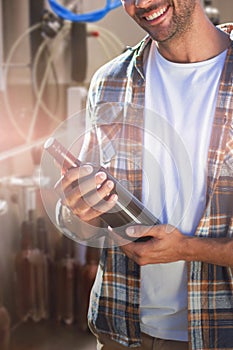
55, 164, 118, 222
118, 224, 233, 267
119, 224, 186, 265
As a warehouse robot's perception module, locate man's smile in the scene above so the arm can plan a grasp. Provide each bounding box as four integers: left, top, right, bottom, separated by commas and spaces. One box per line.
144, 5, 170, 22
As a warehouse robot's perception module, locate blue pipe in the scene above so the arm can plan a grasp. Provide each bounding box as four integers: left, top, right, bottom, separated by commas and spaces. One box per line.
48, 0, 122, 22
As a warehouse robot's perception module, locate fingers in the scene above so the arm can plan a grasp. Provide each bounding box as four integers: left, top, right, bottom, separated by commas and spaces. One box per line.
125, 224, 153, 239
72, 197, 118, 222
56, 164, 94, 192
55, 165, 118, 222
107, 226, 134, 247
125, 224, 176, 239
70, 182, 118, 222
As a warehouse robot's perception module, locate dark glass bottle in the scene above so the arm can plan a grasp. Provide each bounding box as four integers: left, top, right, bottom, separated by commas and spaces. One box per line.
35, 217, 52, 320
14, 220, 34, 321
55, 235, 76, 325
27, 210, 45, 322
15, 211, 50, 323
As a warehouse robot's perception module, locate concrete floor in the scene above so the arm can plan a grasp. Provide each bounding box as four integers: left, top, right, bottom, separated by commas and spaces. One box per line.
10, 320, 96, 350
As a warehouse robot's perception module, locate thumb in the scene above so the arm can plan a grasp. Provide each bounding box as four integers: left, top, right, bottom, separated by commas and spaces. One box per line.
125, 225, 152, 238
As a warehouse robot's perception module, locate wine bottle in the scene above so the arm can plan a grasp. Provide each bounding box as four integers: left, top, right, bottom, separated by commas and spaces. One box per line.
36, 217, 51, 320
27, 210, 45, 322
44, 137, 160, 241
14, 220, 34, 321
55, 235, 76, 325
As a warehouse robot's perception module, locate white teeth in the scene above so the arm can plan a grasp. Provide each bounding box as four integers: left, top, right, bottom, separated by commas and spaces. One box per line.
145, 7, 167, 21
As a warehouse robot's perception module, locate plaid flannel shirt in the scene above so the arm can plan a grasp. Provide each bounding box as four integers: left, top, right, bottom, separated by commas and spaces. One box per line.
78, 25, 233, 349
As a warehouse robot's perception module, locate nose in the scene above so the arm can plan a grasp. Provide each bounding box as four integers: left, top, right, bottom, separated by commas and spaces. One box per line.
135, 0, 153, 8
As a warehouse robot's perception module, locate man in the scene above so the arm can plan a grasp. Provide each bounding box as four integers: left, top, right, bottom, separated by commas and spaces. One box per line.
57, 0, 233, 349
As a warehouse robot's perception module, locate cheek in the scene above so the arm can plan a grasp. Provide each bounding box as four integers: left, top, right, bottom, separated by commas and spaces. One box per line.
121, 1, 135, 17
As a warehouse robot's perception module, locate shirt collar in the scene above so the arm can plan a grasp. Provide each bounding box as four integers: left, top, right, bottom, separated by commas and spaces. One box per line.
131, 35, 152, 80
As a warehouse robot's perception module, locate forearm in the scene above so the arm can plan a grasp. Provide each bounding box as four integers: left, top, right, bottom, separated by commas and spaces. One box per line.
183, 235, 233, 267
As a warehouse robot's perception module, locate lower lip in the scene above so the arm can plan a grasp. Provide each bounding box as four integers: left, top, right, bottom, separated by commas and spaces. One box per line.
145, 6, 170, 25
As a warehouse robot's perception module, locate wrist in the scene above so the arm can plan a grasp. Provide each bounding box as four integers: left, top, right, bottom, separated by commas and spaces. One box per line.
179, 234, 196, 262
178, 235, 233, 267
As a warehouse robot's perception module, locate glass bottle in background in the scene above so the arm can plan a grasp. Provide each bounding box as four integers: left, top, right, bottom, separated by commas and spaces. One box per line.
27, 209, 45, 322
54, 235, 63, 323
55, 235, 76, 325
15, 210, 49, 323
14, 220, 34, 321
36, 216, 52, 320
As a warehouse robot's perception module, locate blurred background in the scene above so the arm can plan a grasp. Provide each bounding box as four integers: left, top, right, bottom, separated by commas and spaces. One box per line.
0, 1, 231, 349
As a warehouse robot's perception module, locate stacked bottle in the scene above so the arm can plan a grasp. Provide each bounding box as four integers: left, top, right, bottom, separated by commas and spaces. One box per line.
27, 210, 45, 322
35, 216, 52, 320
54, 235, 76, 325
14, 211, 51, 322
14, 218, 34, 321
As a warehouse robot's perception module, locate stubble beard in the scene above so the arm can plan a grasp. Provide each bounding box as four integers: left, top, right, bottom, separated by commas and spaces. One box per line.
136, 0, 197, 44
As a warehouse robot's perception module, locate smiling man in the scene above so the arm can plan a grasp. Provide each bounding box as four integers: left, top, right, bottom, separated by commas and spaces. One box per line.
58, 0, 233, 349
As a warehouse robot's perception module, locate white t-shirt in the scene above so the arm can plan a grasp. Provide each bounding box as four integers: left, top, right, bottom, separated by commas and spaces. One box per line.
141, 41, 227, 341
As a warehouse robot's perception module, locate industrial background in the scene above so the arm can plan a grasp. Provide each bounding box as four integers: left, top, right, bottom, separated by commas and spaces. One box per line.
0, 1, 232, 349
